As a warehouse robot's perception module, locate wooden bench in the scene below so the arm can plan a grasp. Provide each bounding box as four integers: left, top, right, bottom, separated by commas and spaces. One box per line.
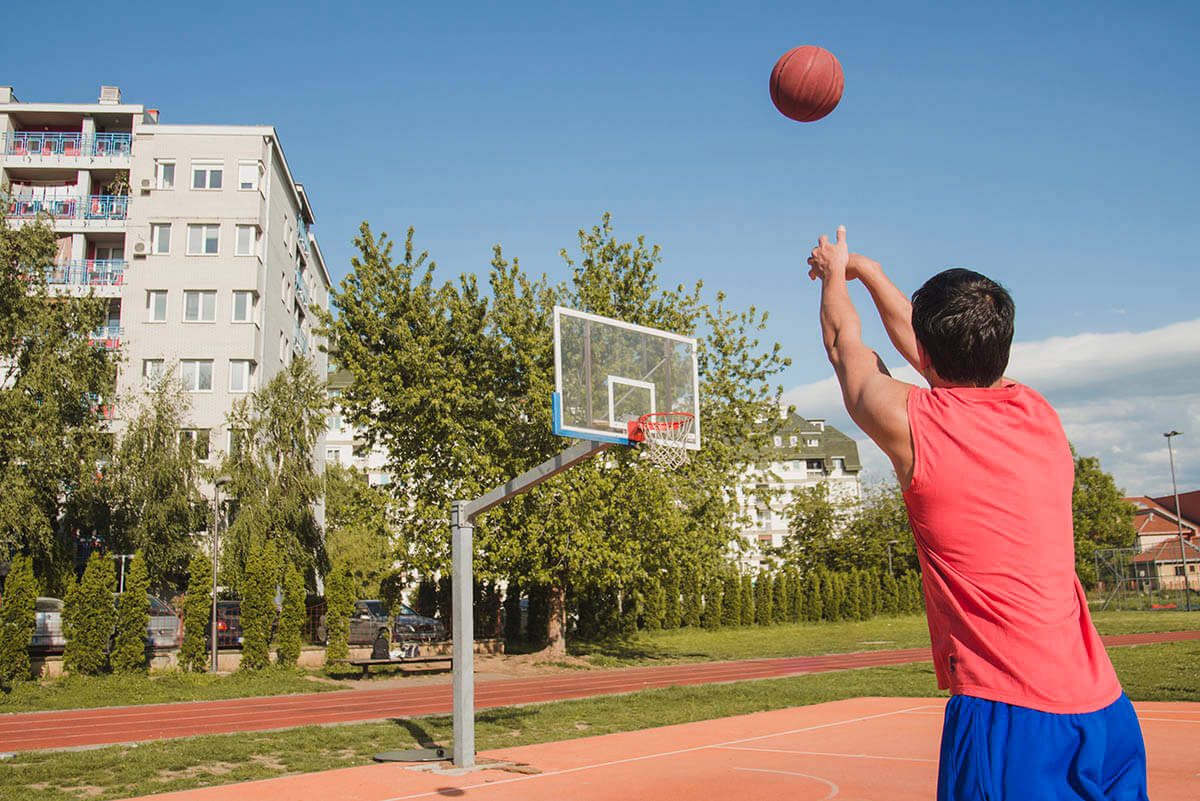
347, 655, 453, 679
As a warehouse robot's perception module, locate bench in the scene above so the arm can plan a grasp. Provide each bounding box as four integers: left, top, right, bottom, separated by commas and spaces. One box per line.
347, 655, 453, 679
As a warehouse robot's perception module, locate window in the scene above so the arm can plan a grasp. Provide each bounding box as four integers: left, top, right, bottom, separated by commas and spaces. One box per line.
191, 161, 223, 190
238, 161, 261, 191
180, 359, 213, 391
179, 429, 210, 461
326, 448, 341, 464
235, 225, 257, 257
151, 223, 171, 254
773, 435, 782, 447
183, 290, 216, 322
155, 160, 175, 189
142, 359, 165, 388
187, 224, 219, 255
756, 508, 769, 528
1176, 566, 1186, 577
232, 291, 255, 322
96, 245, 123, 261
789, 435, 798, 447
832, 457, 845, 473
229, 360, 253, 393
806, 438, 820, 447
147, 290, 167, 322
807, 459, 825, 475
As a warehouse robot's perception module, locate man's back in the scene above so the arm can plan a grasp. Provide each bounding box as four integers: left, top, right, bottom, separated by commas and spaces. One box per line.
904, 382, 1121, 713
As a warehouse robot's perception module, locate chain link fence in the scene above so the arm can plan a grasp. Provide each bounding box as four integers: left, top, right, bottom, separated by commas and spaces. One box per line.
1094, 546, 1196, 611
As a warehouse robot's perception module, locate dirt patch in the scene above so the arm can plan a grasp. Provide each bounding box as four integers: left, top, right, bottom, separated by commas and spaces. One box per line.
66, 785, 106, 798
155, 762, 239, 781
249, 754, 287, 772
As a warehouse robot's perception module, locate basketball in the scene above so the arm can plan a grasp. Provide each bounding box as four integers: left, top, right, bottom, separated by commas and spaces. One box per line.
769, 45, 844, 122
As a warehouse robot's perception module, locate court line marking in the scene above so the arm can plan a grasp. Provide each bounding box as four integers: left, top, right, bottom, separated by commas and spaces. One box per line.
1138, 717, 1200, 724
735, 767, 840, 798
379, 704, 931, 801
719, 745, 937, 763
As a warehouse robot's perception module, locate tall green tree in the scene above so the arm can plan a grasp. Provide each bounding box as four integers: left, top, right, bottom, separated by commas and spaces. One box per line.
0, 555, 37, 687
110, 551, 150, 673
323, 566, 354, 661
324, 463, 395, 599
63, 551, 116, 675
754, 569, 773, 625
0, 204, 117, 589
1071, 448, 1137, 588
101, 380, 204, 594
720, 571, 741, 627
240, 540, 279, 670
178, 553, 213, 672
218, 357, 327, 591
776, 482, 846, 572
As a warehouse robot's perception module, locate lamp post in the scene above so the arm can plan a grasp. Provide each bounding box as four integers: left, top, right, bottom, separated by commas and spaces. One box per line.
886, 540, 901, 577
1163, 432, 1191, 612
210, 476, 231, 673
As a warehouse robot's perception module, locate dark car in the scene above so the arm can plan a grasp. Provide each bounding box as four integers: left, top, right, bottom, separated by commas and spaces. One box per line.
392, 602, 446, 643
206, 600, 243, 648
315, 599, 445, 645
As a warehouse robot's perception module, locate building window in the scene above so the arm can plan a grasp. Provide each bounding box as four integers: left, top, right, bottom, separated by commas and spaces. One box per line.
229, 360, 253, 393
155, 160, 175, 189
807, 459, 825, 475
235, 225, 257, 257
806, 438, 819, 447
191, 161, 223, 190
789, 435, 798, 447
179, 429, 210, 461
183, 290, 216, 322
147, 290, 167, 322
756, 508, 769, 528
142, 359, 165, 388
238, 161, 261, 191
180, 359, 213, 392
326, 448, 341, 464
232, 291, 255, 323
1176, 566, 1187, 577
773, 435, 782, 447
151, 224, 171, 254
832, 457, 845, 472
186, 224, 219, 255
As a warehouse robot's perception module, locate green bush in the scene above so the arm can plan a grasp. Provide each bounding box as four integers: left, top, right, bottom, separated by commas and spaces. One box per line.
323, 566, 354, 661
413, 578, 438, 618
681, 569, 702, 628
0, 555, 37, 687
739, 573, 754, 626
379, 570, 407, 618
179, 554, 213, 672
820, 570, 837, 621
720, 572, 741, 627
772, 572, 788, 624
275, 562, 305, 667
110, 552, 150, 674
804, 570, 822, 621
662, 570, 681, 630
882, 571, 900, 615
754, 570, 772, 625
63, 552, 116, 676
641, 577, 665, 632
787, 567, 803, 623
619, 588, 639, 635
702, 575, 723, 630
240, 540, 279, 671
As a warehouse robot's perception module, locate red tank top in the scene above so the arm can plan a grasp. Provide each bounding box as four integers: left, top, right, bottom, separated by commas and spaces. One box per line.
903, 382, 1121, 713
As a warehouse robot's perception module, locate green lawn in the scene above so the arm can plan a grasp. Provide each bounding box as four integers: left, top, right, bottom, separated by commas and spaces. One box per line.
1, 640, 1193, 801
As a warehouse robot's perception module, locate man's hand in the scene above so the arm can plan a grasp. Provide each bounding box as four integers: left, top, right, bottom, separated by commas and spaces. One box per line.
806, 225, 850, 281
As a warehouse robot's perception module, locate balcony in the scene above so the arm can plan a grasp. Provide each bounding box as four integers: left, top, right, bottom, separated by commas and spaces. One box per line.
45, 260, 127, 288
297, 214, 310, 254
293, 324, 308, 356
89, 325, 123, 350
7, 195, 129, 223
3, 132, 132, 159
294, 269, 311, 309
84, 393, 116, 420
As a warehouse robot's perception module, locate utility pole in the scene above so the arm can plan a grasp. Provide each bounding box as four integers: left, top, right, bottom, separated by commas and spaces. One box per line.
210, 476, 231, 673
1163, 431, 1191, 612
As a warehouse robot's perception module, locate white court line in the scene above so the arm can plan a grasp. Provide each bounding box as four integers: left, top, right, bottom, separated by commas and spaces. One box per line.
719, 745, 937, 763
1138, 717, 1200, 724
379, 705, 931, 801
735, 767, 839, 798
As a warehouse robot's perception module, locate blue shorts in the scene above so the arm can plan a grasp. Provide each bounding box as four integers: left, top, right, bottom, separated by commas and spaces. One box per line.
938, 693, 1148, 801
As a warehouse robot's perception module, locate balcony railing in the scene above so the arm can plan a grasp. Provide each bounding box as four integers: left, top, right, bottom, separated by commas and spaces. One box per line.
3, 132, 132, 158
7, 195, 129, 222
294, 269, 311, 308
294, 325, 308, 356
45, 260, 127, 288
89, 325, 122, 350
84, 393, 115, 419
297, 214, 311, 254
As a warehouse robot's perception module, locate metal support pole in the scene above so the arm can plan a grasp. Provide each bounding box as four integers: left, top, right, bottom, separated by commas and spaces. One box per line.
1164, 431, 1191, 611
210, 484, 220, 674
451, 500, 475, 768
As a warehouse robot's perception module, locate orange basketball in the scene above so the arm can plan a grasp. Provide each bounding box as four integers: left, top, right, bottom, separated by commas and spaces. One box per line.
770, 45, 844, 123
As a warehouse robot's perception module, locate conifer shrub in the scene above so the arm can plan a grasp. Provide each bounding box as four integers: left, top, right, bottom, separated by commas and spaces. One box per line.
804, 571, 822, 621
662, 570, 682, 629
681, 568, 702, 628
111, 551, 150, 673
739, 573, 754, 626
275, 562, 305, 667
720, 572, 741, 628
882, 571, 901, 615
524, 583, 549, 645
702, 575, 723, 630
642, 577, 665, 631
754, 569, 772, 625
63, 552, 116, 675
240, 540, 279, 671
772, 572, 788, 624
179, 554, 213, 672
0, 555, 37, 687
787, 567, 803, 623
413, 578, 438, 618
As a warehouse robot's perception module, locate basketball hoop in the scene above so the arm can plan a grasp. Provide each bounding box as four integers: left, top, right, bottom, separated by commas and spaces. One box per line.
630, 412, 694, 470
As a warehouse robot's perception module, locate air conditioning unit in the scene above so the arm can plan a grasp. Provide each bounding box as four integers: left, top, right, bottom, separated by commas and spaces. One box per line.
140, 178, 153, 192
133, 240, 147, 255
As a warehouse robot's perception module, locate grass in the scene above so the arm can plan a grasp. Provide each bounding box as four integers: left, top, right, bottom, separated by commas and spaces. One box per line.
1, 639, 1194, 801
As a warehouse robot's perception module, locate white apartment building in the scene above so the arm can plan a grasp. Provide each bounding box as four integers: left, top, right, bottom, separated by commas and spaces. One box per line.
1, 85, 330, 474
325, 365, 392, 487
734, 409, 863, 571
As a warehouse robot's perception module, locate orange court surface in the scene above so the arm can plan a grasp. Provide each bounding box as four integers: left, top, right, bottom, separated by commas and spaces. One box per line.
125, 696, 1198, 801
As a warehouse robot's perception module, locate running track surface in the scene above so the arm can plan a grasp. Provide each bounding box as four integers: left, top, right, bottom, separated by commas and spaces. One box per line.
2, 630, 1196, 753
124, 697, 1200, 801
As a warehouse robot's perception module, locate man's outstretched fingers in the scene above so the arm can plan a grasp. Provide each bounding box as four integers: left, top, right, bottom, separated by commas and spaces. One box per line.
819, 235, 829, 248
836, 225, 846, 244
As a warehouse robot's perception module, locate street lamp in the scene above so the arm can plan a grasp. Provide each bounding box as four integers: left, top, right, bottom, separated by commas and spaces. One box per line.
210, 475, 231, 673
886, 540, 901, 577
1163, 432, 1191, 612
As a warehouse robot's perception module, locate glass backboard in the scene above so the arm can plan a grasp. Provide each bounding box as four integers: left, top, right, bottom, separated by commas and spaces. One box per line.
552, 306, 700, 449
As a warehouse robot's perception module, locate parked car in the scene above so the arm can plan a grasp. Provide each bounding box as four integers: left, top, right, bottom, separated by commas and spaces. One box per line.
392, 602, 446, 643
315, 599, 445, 645
30, 596, 66, 653
112, 593, 183, 650
204, 600, 244, 648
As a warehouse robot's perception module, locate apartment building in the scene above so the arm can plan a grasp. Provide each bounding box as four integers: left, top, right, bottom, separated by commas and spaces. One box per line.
0, 85, 330, 471
734, 409, 863, 571
325, 364, 392, 487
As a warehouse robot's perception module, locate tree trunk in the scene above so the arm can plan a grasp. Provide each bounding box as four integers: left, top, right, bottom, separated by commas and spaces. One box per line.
544, 583, 567, 657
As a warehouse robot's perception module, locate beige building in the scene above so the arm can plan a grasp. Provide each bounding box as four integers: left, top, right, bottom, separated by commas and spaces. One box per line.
1, 85, 329, 471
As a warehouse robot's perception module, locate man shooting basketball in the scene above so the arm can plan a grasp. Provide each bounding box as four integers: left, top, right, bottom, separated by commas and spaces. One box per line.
806, 226, 1148, 800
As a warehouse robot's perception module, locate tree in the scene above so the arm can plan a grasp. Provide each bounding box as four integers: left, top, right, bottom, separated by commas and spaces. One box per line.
786, 566, 803, 622
776, 482, 845, 572
276, 562, 305, 667
0, 204, 118, 590
323, 566, 354, 661
101, 381, 204, 595
324, 463, 395, 599
0, 555, 36, 687
218, 357, 327, 593
110, 551, 150, 673
662, 569, 681, 629
178, 554, 213, 672
754, 569, 773, 625
739, 573, 754, 626
63, 551, 116, 675
1071, 449, 1137, 588
702, 574, 723, 630
772, 571, 788, 624
803, 570, 822, 621
720, 572, 741, 627
240, 539, 279, 671
682, 566, 702, 628
841, 481, 916, 575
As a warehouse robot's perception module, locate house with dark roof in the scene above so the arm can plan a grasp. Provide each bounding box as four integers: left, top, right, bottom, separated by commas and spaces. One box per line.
1126, 495, 1199, 550
735, 409, 862, 571
1125, 494, 1199, 592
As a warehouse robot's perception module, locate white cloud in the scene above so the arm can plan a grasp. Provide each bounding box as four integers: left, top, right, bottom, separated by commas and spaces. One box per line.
783, 318, 1200, 494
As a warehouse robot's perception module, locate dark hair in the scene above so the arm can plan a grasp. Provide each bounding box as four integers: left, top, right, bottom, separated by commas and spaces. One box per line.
910, 268, 1014, 387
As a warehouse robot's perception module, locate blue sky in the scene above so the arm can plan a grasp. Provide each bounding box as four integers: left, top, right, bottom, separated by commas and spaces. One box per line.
8, 0, 1199, 491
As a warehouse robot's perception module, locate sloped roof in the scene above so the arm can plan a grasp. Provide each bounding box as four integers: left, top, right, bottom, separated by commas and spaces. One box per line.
1151, 490, 1200, 530
1132, 538, 1200, 564
762, 412, 862, 472
1127, 496, 1199, 536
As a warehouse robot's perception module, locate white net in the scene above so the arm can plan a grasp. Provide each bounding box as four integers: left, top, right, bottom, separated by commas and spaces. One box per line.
638, 413, 694, 470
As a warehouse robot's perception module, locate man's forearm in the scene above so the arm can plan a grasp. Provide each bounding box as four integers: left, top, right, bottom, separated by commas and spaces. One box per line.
819, 271, 865, 361
856, 258, 920, 371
